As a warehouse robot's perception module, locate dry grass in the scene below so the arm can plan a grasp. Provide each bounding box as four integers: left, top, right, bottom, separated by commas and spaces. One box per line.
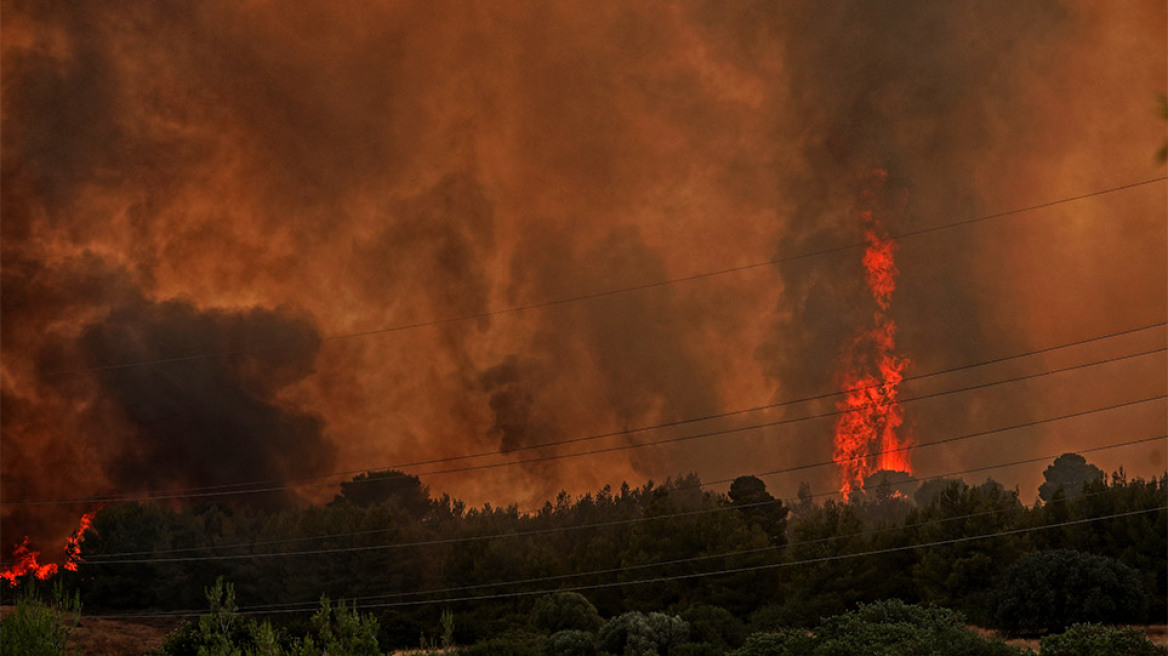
67, 614, 178, 656
1, 605, 178, 656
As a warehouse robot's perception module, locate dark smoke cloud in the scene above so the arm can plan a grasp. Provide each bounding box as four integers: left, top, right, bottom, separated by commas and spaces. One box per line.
2, 1, 1164, 555
72, 296, 333, 502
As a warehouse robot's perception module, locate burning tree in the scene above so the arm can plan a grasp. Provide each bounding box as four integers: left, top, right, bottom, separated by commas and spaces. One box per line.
833, 170, 914, 500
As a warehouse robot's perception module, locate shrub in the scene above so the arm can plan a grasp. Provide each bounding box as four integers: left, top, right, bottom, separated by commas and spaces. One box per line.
0, 585, 81, 656
729, 631, 813, 656
1039, 623, 1168, 656
670, 642, 726, 656
459, 636, 542, 656
599, 611, 690, 656
991, 549, 1146, 634
542, 629, 598, 656
730, 600, 1021, 656
679, 605, 746, 648
530, 592, 603, 634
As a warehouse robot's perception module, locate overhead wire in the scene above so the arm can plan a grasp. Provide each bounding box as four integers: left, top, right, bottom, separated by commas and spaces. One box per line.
48, 176, 1164, 379
220, 478, 1168, 611
14, 337, 1163, 507
83, 505, 1166, 619
73, 431, 1166, 562
77, 417, 1164, 564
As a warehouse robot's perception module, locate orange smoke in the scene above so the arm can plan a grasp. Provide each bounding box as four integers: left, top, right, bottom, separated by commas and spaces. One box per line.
1, 510, 96, 586
833, 171, 914, 499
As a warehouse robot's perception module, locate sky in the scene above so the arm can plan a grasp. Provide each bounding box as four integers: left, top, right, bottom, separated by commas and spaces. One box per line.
2, 1, 1166, 557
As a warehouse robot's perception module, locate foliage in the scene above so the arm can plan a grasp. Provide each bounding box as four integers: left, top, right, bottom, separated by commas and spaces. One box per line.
599, 611, 690, 656
530, 592, 603, 634
670, 643, 724, 656
309, 596, 382, 656
0, 583, 81, 656
153, 579, 380, 656
330, 469, 432, 519
1038, 453, 1104, 503
727, 476, 788, 546
542, 629, 598, 656
991, 549, 1146, 634
73, 462, 1165, 651
729, 600, 1021, 656
458, 635, 541, 656
679, 604, 746, 648
1039, 623, 1168, 656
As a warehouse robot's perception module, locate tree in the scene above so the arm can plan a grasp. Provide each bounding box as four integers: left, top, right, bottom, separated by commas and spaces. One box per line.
728, 476, 789, 546
991, 549, 1146, 634
330, 470, 431, 519
599, 612, 690, 656
543, 630, 599, 656
1038, 453, 1104, 503
530, 592, 603, 634
679, 604, 746, 649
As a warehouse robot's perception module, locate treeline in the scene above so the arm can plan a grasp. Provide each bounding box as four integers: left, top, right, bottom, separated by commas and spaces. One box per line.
23, 460, 1168, 650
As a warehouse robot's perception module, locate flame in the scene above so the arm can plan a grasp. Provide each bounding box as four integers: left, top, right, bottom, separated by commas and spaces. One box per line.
1, 510, 97, 586
62, 510, 97, 572
0, 538, 59, 585
833, 170, 914, 499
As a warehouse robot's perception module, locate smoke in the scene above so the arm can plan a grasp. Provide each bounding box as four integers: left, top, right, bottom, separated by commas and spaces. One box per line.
3, 1, 1165, 555
72, 296, 333, 500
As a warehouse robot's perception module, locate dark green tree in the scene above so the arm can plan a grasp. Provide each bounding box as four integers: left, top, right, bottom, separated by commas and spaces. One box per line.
330, 470, 431, 519
728, 476, 789, 546
1038, 453, 1104, 503
991, 549, 1146, 634
530, 592, 603, 634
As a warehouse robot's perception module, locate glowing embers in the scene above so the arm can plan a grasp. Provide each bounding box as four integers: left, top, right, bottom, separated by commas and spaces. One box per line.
1, 510, 96, 586
833, 170, 913, 499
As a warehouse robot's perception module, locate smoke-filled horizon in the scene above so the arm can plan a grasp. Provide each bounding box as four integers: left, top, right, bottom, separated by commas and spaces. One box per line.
3, 1, 1165, 560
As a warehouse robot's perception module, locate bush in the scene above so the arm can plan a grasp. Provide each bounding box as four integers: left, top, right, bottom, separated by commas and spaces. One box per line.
730, 600, 1021, 656
991, 549, 1146, 634
151, 579, 381, 656
599, 611, 690, 656
679, 605, 746, 648
729, 631, 813, 656
671, 642, 726, 656
542, 629, 598, 656
1039, 623, 1167, 656
530, 592, 603, 634
0, 585, 81, 656
459, 636, 542, 656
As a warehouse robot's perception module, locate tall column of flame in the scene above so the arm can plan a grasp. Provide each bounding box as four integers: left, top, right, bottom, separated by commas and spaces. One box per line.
1, 510, 97, 586
833, 170, 913, 499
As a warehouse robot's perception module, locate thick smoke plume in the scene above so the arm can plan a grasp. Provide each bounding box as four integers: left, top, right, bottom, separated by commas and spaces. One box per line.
2, 1, 1165, 557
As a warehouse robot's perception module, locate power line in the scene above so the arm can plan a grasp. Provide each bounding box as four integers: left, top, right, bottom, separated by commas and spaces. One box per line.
74, 431, 1166, 562
48, 176, 1165, 378
83, 505, 1166, 619
76, 413, 1164, 565
128, 475, 1168, 613
17, 341, 1161, 507
353, 507, 1168, 612
81, 320, 1165, 502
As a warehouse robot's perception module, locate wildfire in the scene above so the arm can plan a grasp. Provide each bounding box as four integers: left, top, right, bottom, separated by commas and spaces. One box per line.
833, 170, 914, 499
1, 510, 97, 586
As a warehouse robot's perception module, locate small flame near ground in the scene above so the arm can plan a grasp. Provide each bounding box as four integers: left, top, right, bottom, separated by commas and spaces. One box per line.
833, 170, 914, 500
1, 510, 98, 587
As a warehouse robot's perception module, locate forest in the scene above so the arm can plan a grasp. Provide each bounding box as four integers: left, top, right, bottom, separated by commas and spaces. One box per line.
3, 454, 1165, 654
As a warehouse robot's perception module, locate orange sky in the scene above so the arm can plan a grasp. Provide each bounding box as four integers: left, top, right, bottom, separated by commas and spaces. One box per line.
2, 1, 1165, 557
